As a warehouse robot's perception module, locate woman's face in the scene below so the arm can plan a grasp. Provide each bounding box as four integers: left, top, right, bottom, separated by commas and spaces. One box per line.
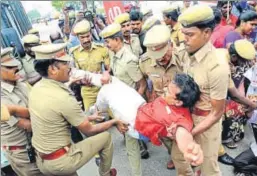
241, 19, 257, 35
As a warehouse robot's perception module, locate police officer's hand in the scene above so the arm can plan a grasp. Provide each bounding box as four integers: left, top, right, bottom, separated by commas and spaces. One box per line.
101, 71, 111, 85
183, 142, 203, 166
116, 120, 129, 134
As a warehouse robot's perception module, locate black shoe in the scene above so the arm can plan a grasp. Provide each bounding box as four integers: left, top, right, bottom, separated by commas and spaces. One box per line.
138, 140, 150, 159
141, 150, 150, 159
218, 153, 234, 166
95, 157, 101, 167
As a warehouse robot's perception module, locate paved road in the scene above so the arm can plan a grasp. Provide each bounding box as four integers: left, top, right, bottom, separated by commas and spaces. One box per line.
77, 123, 254, 176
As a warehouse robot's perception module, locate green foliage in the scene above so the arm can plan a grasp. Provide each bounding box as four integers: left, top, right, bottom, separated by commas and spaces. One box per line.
51, 1, 66, 11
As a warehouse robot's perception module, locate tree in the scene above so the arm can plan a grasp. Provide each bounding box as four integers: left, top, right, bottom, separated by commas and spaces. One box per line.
27, 9, 41, 22
51, 1, 66, 11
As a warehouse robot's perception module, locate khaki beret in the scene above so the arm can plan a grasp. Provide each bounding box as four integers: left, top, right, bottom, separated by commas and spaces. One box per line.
22, 34, 40, 44
28, 28, 39, 34
114, 13, 130, 24
144, 25, 170, 59
234, 39, 256, 60
1, 47, 20, 67
178, 5, 214, 27
141, 8, 153, 16
162, 6, 177, 14
31, 43, 71, 61
142, 16, 161, 32
1, 104, 10, 122
73, 20, 91, 35
100, 23, 122, 39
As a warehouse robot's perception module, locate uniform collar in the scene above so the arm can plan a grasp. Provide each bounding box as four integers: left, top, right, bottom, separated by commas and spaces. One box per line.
114, 46, 126, 59
171, 22, 180, 31
1, 81, 15, 93
191, 42, 213, 63
150, 56, 177, 69
79, 42, 97, 52
41, 78, 70, 92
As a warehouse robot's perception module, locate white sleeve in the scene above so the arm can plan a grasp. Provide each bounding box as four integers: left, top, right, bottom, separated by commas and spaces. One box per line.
95, 87, 109, 112
70, 68, 102, 87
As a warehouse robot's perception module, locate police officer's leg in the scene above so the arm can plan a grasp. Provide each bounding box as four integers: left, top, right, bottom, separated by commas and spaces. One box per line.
159, 137, 175, 169
193, 114, 222, 176
171, 142, 194, 176
5, 149, 44, 176
125, 133, 142, 176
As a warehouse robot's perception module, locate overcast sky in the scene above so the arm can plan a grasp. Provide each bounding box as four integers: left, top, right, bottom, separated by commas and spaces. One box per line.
21, 1, 54, 16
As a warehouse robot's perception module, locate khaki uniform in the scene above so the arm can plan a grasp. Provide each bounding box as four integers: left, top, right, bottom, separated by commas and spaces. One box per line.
110, 46, 143, 176
170, 22, 185, 47
29, 78, 113, 176
71, 43, 110, 110
110, 46, 143, 89
1, 81, 43, 176
19, 55, 40, 83
172, 42, 230, 176
139, 53, 180, 96
124, 34, 143, 58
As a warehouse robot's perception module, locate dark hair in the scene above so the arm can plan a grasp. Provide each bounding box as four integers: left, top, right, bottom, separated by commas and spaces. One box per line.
34, 59, 55, 77
130, 10, 143, 21
164, 10, 179, 22
212, 7, 222, 24
174, 74, 200, 108
228, 43, 244, 60
236, 10, 257, 27
195, 19, 216, 31
217, 1, 233, 8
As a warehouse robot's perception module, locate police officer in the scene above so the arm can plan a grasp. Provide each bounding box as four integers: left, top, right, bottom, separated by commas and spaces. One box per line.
100, 23, 147, 176
28, 28, 40, 38
141, 24, 181, 170
70, 20, 110, 111
162, 6, 185, 47
1, 48, 44, 176
29, 43, 124, 176
20, 34, 41, 85
170, 5, 230, 175
114, 13, 143, 58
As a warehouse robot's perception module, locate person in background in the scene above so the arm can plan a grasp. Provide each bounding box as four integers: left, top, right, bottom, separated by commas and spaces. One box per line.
130, 10, 145, 54
211, 7, 234, 48
141, 8, 153, 22
180, 0, 191, 13
114, 13, 142, 58
223, 10, 257, 48
162, 6, 185, 48
217, 1, 238, 28
28, 28, 40, 38
20, 34, 41, 86
50, 31, 65, 44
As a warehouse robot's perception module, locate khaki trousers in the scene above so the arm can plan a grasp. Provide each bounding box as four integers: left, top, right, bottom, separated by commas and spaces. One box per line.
125, 133, 142, 176
36, 132, 113, 176
5, 148, 44, 176
172, 114, 222, 176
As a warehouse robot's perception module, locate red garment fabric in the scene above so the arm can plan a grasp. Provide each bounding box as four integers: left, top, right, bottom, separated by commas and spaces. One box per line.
220, 15, 238, 28
211, 24, 234, 48
135, 97, 193, 146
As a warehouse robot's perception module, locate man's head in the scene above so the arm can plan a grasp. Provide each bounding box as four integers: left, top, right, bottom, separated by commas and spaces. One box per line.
144, 25, 173, 66
141, 16, 162, 34
32, 43, 71, 83
217, 1, 233, 18
50, 31, 64, 44
73, 20, 92, 50
22, 34, 40, 58
28, 28, 40, 38
163, 74, 200, 108
1, 48, 22, 84
228, 39, 256, 64
184, 0, 191, 8
114, 13, 131, 37
162, 6, 179, 26
130, 10, 143, 34
100, 23, 123, 52
236, 11, 257, 35
178, 5, 215, 54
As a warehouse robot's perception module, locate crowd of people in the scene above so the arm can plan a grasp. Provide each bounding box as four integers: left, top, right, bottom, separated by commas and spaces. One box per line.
1, 1, 257, 176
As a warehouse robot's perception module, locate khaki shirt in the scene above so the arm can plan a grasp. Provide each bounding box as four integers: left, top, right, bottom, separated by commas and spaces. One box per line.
29, 78, 85, 154
124, 34, 143, 58
139, 53, 180, 96
1, 81, 29, 146
71, 42, 110, 97
110, 46, 143, 89
19, 55, 40, 82
174, 42, 230, 110
170, 22, 185, 47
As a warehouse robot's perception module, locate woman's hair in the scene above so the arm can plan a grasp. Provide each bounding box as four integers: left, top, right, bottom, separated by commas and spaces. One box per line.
212, 7, 222, 25
236, 10, 257, 27
174, 74, 201, 108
